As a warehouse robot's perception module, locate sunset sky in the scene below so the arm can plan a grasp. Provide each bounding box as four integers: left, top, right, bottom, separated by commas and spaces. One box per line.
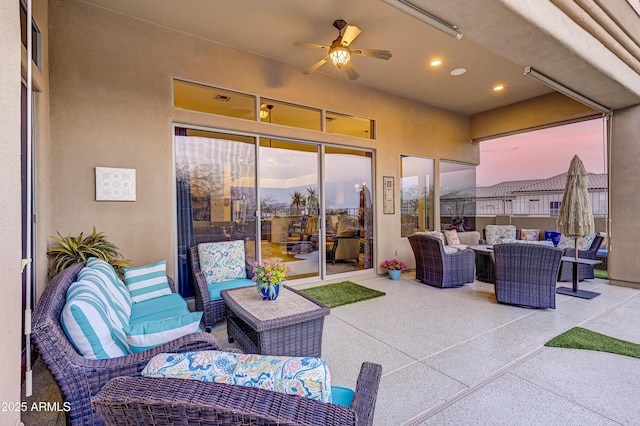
476, 118, 607, 186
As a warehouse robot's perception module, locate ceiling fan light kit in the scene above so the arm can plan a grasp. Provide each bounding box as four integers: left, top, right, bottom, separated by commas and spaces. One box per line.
294, 18, 392, 80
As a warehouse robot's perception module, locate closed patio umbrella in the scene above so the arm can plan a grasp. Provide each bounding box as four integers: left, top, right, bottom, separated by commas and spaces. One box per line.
556, 155, 599, 299
557, 155, 595, 257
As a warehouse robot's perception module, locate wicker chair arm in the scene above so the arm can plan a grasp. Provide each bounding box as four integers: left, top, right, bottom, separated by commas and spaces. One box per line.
166, 275, 176, 293
351, 362, 383, 426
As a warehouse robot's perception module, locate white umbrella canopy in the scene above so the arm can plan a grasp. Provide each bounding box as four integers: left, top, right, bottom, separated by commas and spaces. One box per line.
557, 155, 595, 257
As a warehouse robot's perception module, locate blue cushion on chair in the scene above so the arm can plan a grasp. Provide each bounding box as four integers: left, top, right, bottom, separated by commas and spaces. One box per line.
130, 293, 188, 321
197, 241, 247, 285
331, 386, 355, 407
124, 312, 203, 353
207, 278, 255, 301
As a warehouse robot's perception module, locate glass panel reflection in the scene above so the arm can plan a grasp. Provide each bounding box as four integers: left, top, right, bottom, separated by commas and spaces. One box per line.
325, 147, 373, 274
173, 79, 256, 120
175, 128, 257, 298
259, 139, 320, 280
400, 156, 434, 237
260, 99, 321, 131
440, 160, 476, 231
326, 111, 375, 139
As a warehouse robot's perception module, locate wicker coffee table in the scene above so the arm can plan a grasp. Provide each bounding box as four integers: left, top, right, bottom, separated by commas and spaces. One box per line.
221, 285, 330, 357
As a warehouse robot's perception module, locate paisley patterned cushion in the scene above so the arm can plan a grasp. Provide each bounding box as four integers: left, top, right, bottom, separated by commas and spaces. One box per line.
197, 241, 247, 285
557, 234, 595, 250
412, 231, 445, 244
485, 225, 516, 245
142, 351, 332, 402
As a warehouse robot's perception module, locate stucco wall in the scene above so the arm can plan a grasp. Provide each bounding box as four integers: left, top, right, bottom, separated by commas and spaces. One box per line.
0, 1, 23, 424
609, 105, 640, 288
47, 0, 477, 280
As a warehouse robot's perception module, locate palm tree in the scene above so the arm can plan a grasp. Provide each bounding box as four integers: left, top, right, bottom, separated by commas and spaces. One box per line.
306, 186, 319, 214
290, 190, 303, 215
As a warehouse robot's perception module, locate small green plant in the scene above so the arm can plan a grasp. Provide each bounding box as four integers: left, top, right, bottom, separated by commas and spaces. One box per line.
46, 226, 131, 279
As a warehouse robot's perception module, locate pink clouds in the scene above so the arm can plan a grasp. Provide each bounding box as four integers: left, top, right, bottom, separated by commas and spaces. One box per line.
477, 118, 607, 186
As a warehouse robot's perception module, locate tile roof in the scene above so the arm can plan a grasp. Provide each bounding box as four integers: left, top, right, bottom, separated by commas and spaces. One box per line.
477, 173, 607, 198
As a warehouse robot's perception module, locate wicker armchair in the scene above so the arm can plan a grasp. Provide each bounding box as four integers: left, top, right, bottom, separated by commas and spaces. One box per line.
558, 235, 604, 282
190, 242, 254, 329
93, 362, 382, 426
31, 262, 221, 426
408, 234, 475, 288
493, 243, 563, 309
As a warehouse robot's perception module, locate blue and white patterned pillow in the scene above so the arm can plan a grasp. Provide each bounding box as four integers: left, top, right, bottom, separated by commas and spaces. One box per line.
197, 241, 247, 285
124, 312, 202, 353
485, 225, 516, 245
124, 260, 172, 303
78, 259, 132, 321
143, 350, 332, 402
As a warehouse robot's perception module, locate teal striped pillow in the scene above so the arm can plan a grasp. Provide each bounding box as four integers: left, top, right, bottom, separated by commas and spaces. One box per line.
61, 292, 129, 359
85, 258, 132, 314
124, 260, 172, 303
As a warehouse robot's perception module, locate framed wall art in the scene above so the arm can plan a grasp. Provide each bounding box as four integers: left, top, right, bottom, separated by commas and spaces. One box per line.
95, 167, 136, 201
383, 176, 395, 214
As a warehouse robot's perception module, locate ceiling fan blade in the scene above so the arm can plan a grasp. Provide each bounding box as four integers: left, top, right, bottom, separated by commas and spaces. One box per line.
352, 49, 393, 60
340, 25, 362, 47
294, 41, 330, 50
304, 56, 330, 74
344, 61, 360, 80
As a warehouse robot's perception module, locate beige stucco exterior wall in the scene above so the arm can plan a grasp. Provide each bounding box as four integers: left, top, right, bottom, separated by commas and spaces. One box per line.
609, 105, 640, 289
1, 1, 23, 424
470, 92, 599, 141
46, 0, 476, 281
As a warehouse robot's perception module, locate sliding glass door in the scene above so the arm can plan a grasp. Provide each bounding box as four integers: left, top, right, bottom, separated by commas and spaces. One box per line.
175, 127, 374, 297
325, 147, 373, 275
259, 139, 319, 280
175, 128, 257, 297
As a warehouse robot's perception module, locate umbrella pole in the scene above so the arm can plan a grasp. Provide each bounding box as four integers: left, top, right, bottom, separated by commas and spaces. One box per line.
575, 239, 578, 260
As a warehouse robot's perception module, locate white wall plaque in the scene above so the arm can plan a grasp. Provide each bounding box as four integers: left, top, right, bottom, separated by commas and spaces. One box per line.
95, 167, 136, 201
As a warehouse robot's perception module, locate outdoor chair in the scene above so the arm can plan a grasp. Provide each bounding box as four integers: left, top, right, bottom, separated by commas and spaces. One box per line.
327, 215, 362, 264
494, 243, 563, 309
558, 234, 604, 282
93, 361, 382, 426
408, 234, 475, 288
31, 263, 220, 426
190, 240, 255, 329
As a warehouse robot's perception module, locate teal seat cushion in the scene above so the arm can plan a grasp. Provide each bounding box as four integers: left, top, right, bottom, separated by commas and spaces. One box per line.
131, 306, 192, 324
207, 278, 255, 301
130, 293, 188, 322
331, 386, 355, 407
124, 311, 203, 353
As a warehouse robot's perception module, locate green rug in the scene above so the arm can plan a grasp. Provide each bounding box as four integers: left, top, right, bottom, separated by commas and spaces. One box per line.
299, 281, 385, 308
594, 269, 609, 279
545, 327, 640, 359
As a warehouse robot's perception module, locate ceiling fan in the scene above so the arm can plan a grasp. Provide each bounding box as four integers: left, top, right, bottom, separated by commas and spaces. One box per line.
294, 19, 392, 81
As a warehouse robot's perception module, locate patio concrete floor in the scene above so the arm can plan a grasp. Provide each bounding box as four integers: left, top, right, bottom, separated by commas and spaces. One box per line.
23, 273, 640, 425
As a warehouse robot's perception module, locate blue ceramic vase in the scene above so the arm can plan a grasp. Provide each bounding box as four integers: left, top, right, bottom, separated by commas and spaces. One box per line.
388, 269, 402, 280
258, 282, 281, 300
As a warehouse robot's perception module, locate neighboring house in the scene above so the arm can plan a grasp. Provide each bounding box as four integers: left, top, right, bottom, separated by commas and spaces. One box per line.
477, 173, 607, 217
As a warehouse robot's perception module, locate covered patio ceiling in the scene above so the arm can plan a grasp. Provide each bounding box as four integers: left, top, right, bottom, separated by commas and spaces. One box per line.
81, 0, 640, 116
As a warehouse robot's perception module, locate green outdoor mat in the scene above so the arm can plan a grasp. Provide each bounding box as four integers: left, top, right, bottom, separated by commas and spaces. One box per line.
545, 327, 640, 359
299, 281, 385, 308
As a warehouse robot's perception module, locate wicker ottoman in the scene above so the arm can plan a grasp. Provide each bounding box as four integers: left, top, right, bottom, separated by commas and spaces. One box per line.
221, 285, 330, 357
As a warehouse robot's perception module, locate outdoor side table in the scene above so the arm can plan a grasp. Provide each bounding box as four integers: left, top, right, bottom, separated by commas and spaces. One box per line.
221, 285, 330, 357
469, 245, 495, 283
556, 256, 601, 299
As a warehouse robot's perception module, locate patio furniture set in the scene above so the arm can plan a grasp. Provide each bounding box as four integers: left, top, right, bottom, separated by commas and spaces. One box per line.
408, 225, 604, 308
31, 238, 382, 425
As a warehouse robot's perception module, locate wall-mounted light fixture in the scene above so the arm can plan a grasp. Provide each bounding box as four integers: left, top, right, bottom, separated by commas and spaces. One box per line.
524, 66, 613, 115
381, 0, 463, 39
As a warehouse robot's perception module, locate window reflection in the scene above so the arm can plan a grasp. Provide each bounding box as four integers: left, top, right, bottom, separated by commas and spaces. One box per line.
400, 156, 434, 237
173, 79, 256, 120
260, 99, 321, 131
326, 111, 375, 139
439, 161, 476, 231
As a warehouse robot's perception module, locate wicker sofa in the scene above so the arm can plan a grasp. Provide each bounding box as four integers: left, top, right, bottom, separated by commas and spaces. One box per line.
31, 262, 221, 426
93, 361, 383, 426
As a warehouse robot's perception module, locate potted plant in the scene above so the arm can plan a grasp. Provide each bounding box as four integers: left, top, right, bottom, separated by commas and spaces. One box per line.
253, 260, 290, 300
380, 258, 407, 280
46, 226, 131, 279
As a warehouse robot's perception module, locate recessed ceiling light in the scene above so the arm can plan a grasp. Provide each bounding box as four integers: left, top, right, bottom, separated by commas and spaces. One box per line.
450, 68, 466, 76
430, 59, 442, 67
493, 85, 505, 91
